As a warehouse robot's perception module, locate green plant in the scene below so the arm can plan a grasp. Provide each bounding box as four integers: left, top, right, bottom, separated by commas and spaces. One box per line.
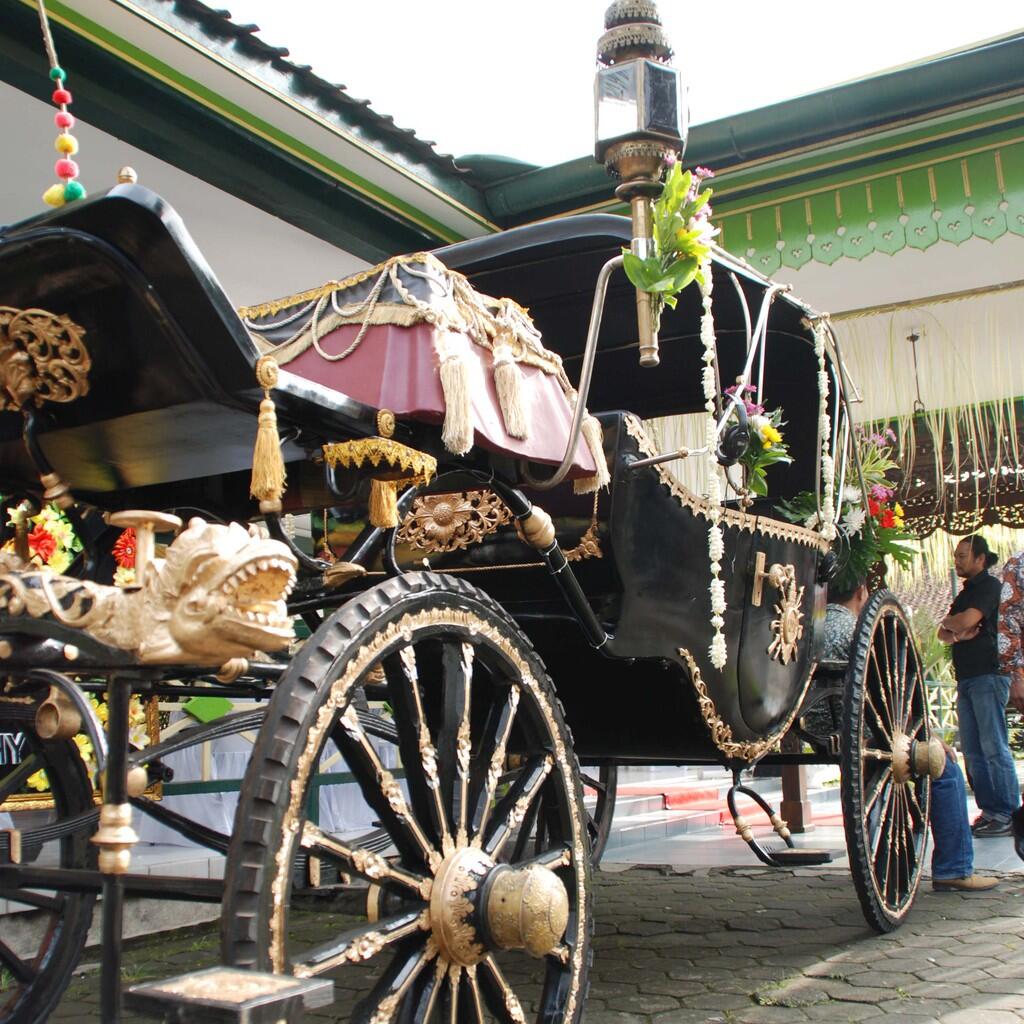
621, 162, 716, 326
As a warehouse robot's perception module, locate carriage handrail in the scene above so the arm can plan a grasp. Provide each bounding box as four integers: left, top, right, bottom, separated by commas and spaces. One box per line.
519, 254, 624, 490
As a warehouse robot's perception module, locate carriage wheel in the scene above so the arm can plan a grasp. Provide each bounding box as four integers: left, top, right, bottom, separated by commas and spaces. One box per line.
841, 590, 934, 933
0, 710, 95, 1023
222, 572, 591, 1022
581, 767, 617, 866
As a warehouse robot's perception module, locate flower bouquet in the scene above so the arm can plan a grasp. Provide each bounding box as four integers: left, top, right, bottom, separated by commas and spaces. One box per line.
3, 502, 81, 572
724, 384, 792, 498
621, 161, 718, 329
779, 427, 916, 587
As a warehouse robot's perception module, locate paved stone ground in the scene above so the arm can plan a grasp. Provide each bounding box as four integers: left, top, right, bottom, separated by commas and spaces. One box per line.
46, 864, 1024, 1022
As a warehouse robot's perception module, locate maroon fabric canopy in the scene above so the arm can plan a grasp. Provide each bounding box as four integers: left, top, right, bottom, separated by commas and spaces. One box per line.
282, 322, 599, 478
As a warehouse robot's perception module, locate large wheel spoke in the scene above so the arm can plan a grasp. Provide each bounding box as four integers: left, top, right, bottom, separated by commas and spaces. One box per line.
299, 823, 431, 899
333, 707, 439, 871
446, 964, 462, 1024
483, 754, 554, 858
464, 965, 487, 1024
0, 752, 41, 805
864, 768, 890, 819
468, 686, 520, 842
383, 648, 453, 854
293, 910, 427, 979
351, 935, 435, 1024
869, 644, 897, 738
0, 887, 66, 912
437, 641, 474, 846
478, 953, 529, 1024
407, 954, 447, 1023
0, 937, 37, 984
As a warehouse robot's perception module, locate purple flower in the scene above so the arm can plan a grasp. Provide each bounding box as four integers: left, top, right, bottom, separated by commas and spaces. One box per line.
869, 483, 893, 501
664, 151, 678, 167
885, 428, 897, 442
694, 166, 715, 180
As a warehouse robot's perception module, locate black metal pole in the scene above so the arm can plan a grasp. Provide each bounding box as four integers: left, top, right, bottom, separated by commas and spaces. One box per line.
99, 677, 132, 1023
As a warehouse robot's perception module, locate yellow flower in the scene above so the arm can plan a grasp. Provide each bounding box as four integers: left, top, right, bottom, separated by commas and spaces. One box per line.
113, 566, 136, 588
47, 549, 72, 574
894, 502, 904, 517
73, 733, 94, 763
759, 423, 783, 450
27, 769, 50, 792
88, 695, 109, 724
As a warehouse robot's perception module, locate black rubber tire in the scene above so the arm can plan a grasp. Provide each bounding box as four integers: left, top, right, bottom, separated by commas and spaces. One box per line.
841, 590, 931, 933
0, 714, 96, 1024
221, 571, 592, 1023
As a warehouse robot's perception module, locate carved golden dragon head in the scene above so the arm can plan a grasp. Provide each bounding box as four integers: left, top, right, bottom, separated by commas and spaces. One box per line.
141, 519, 297, 664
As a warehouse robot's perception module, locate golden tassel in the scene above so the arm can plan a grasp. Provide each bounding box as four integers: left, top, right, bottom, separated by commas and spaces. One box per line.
437, 330, 473, 456
493, 341, 529, 439
250, 355, 287, 513
574, 414, 611, 494
368, 479, 400, 528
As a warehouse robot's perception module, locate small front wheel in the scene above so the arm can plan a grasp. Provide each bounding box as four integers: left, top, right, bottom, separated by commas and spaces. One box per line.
222, 572, 592, 1022
841, 590, 931, 932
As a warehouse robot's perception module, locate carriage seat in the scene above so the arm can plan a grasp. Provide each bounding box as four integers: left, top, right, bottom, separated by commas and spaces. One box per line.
238, 253, 602, 486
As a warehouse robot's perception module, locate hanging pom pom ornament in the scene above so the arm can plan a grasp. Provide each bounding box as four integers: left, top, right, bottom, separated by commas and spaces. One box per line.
38, 1, 86, 208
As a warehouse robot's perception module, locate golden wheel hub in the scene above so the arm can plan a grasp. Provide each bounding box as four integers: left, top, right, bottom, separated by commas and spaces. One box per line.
428, 847, 570, 967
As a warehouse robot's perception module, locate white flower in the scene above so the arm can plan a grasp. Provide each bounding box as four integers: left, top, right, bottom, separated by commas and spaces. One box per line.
708, 525, 724, 561
843, 506, 867, 536
843, 485, 862, 505
709, 633, 728, 669
749, 414, 769, 434
803, 513, 821, 530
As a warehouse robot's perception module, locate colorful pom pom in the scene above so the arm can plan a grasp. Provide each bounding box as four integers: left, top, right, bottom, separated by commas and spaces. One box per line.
63, 180, 86, 202
54, 111, 74, 129
43, 184, 67, 207
52, 88, 72, 106
49, 66, 66, 82
55, 158, 78, 179
55, 134, 78, 155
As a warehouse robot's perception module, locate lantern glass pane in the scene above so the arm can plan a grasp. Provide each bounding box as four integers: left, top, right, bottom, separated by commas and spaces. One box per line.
643, 61, 683, 138
596, 64, 639, 146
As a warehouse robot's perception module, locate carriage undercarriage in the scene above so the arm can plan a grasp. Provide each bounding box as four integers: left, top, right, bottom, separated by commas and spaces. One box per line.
0, 186, 943, 1022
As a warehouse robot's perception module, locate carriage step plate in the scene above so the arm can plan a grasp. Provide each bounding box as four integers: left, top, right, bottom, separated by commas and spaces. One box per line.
766, 847, 836, 866
126, 967, 333, 1023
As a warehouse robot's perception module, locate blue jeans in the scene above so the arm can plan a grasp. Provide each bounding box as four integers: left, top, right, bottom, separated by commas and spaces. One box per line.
931, 753, 973, 880
957, 672, 1020, 820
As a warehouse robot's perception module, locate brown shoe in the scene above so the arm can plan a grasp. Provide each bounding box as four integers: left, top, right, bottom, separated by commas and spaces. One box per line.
932, 874, 1000, 892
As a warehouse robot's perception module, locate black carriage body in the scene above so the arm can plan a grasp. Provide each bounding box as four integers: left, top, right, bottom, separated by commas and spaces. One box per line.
0, 189, 835, 767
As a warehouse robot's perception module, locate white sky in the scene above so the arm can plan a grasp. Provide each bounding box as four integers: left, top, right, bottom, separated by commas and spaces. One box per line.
225, 1, 1023, 167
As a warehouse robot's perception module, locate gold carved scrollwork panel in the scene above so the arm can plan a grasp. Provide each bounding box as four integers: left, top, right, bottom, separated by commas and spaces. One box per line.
0, 307, 91, 412
397, 491, 513, 554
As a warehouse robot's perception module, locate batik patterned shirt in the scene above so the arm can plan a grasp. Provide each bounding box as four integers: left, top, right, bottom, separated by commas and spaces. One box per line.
999, 551, 1024, 674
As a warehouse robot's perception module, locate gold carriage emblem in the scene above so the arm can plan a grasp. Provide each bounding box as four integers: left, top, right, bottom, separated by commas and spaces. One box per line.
397, 490, 514, 554
752, 553, 805, 664
0, 306, 91, 412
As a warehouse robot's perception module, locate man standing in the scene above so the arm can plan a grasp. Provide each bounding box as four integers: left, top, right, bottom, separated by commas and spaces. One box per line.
940, 535, 1019, 836
998, 547, 1024, 856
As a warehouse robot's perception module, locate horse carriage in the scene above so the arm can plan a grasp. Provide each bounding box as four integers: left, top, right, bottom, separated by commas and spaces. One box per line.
0, 173, 943, 1023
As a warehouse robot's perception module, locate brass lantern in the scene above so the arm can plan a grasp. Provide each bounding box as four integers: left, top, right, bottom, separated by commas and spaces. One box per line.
595, 0, 687, 366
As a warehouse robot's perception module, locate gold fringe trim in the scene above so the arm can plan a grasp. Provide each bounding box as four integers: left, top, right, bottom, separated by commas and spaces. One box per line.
323, 437, 437, 530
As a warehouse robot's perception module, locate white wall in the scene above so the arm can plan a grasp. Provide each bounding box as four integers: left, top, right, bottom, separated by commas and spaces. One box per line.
0, 81, 367, 308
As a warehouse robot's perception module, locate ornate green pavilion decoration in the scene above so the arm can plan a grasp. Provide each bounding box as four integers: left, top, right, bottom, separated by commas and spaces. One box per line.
715, 137, 1024, 273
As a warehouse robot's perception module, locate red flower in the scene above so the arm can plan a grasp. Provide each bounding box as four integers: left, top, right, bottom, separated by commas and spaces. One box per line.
880, 509, 896, 529
868, 498, 880, 517
112, 528, 136, 569
28, 525, 56, 563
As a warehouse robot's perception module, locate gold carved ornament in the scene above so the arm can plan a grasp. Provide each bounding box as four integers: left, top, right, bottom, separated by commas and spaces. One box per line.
0, 306, 90, 412
752, 554, 805, 665
678, 646, 815, 763
397, 490, 513, 554
323, 426, 437, 531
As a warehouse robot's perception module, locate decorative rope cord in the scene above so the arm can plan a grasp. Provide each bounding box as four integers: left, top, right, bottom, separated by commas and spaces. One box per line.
813, 320, 837, 541
699, 260, 728, 669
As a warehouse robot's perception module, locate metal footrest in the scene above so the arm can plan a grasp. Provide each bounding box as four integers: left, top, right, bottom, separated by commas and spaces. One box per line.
764, 846, 836, 866
126, 967, 333, 1023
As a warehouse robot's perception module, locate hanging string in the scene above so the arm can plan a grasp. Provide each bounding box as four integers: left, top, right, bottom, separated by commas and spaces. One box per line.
38, 0, 86, 208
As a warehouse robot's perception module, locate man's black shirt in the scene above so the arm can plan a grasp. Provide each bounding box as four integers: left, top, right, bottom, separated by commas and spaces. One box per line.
950, 570, 1002, 680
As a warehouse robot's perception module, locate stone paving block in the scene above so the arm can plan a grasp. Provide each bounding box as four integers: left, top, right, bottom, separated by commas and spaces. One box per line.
943, 1011, 1024, 1024
800, 1004, 884, 1022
